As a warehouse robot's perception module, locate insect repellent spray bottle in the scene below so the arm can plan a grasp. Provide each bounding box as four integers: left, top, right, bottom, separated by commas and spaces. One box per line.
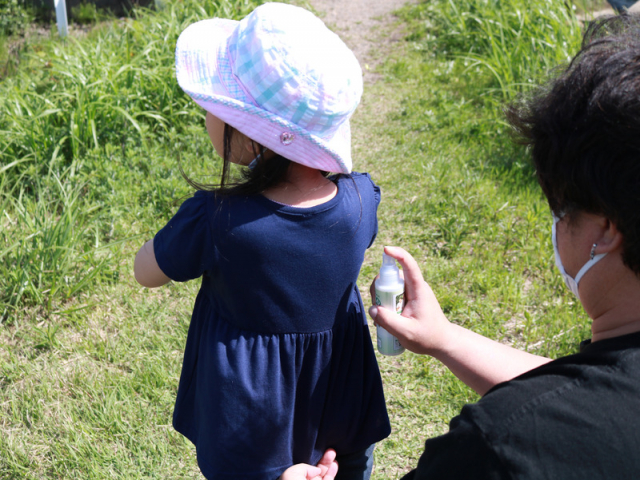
375, 253, 406, 356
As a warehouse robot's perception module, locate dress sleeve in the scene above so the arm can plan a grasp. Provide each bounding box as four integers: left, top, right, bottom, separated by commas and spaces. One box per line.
153, 190, 215, 282
362, 173, 381, 248
400, 413, 507, 480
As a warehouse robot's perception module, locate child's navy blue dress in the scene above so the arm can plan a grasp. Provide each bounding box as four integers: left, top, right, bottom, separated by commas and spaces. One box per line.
153, 173, 391, 479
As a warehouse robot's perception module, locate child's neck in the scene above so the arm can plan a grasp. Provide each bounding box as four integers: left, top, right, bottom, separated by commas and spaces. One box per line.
262, 163, 337, 207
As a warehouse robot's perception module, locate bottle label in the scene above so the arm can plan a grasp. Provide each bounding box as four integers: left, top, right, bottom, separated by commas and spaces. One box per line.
394, 292, 404, 314
375, 291, 404, 314
375, 290, 405, 355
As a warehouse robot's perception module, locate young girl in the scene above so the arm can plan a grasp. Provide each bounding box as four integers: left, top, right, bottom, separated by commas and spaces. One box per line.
134, 3, 390, 479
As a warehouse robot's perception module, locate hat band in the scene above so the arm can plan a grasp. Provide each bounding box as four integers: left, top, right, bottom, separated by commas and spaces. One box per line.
188, 93, 350, 172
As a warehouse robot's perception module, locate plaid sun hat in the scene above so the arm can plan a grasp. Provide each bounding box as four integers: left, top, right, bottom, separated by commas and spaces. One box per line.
175, 2, 363, 173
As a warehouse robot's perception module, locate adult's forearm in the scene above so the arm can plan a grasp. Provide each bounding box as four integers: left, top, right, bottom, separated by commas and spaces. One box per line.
430, 323, 551, 396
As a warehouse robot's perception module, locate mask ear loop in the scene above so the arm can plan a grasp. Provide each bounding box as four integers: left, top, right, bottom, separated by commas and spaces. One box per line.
248, 153, 261, 170
575, 246, 607, 286
553, 216, 607, 300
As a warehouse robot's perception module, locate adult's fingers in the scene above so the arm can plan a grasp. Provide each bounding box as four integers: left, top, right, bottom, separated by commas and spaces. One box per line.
369, 304, 402, 339
369, 248, 450, 355
382, 246, 426, 302
370, 300, 431, 355
369, 274, 379, 306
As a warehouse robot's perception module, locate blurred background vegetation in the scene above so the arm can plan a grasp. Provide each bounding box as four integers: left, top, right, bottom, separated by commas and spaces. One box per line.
0, 0, 623, 477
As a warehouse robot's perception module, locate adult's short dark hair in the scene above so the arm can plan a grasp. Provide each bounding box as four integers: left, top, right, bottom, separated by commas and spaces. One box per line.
507, 15, 640, 275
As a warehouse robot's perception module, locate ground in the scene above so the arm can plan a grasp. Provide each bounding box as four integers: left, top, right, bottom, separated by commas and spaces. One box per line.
307, 0, 417, 83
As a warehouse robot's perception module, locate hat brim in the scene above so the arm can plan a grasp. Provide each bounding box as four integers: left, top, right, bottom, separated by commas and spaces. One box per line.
175, 18, 353, 173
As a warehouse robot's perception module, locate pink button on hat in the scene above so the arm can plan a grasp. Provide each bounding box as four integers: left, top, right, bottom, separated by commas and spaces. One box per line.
175, 2, 363, 174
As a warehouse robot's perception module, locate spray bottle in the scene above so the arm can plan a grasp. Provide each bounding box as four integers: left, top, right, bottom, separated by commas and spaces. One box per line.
375, 253, 405, 356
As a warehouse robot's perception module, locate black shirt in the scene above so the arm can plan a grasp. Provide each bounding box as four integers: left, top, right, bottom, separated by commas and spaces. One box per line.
402, 331, 640, 479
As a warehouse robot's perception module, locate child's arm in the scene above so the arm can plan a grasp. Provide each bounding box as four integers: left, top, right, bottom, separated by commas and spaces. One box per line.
134, 239, 171, 288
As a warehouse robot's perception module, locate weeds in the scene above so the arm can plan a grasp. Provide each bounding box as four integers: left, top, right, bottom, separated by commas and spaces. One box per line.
0, 167, 115, 322
364, 2, 591, 475
402, 0, 582, 111
0, 0, 34, 37
0, 0, 599, 476
0, 0, 259, 322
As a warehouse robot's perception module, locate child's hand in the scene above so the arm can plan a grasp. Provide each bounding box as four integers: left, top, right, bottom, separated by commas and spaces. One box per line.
134, 239, 171, 288
279, 449, 338, 480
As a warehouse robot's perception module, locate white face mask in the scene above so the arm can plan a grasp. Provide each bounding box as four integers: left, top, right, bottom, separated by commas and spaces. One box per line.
552, 214, 607, 300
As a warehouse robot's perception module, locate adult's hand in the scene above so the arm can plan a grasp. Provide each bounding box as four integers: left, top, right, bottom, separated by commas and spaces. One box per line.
279, 449, 338, 480
369, 246, 551, 395
369, 246, 452, 355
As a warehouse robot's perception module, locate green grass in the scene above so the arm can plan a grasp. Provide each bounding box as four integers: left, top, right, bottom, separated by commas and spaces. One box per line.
354, 0, 587, 476
0, 0, 597, 477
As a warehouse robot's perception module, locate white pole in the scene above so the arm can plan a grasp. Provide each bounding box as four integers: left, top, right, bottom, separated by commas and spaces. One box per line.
54, 0, 68, 37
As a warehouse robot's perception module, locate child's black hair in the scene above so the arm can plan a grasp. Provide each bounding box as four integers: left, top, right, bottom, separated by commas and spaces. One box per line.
182, 123, 332, 196
180, 121, 363, 236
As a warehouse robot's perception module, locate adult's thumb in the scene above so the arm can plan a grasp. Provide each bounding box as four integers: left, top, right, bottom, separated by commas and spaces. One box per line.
369, 305, 400, 336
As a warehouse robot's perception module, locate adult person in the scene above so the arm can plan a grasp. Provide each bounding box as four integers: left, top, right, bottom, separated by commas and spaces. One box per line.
281, 14, 640, 479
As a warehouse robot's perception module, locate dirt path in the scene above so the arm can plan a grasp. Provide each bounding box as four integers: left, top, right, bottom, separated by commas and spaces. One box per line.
303, 3, 420, 478
307, 0, 417, 83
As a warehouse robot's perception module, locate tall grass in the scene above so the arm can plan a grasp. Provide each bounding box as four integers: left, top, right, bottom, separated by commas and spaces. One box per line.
0, 166, 112, 321
383, 0, 587, 353
0, 0, 601, 476
404, 0, 582, 107
361, 1, 590, 476
0, 0, 256, 181
0, 0, 262, 322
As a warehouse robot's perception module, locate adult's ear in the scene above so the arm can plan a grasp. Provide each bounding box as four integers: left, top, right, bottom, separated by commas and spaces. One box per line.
595, 217, 624, 255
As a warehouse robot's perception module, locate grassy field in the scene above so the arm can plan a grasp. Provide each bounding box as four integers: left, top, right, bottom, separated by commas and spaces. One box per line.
0, 0, 593, 477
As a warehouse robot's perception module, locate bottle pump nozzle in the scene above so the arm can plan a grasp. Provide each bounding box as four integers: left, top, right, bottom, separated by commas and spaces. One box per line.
379, 253, 400, 284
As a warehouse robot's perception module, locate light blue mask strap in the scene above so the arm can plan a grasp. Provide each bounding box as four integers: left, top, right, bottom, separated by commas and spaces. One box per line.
574, 253, 607, 285
248, 153, 262, 170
